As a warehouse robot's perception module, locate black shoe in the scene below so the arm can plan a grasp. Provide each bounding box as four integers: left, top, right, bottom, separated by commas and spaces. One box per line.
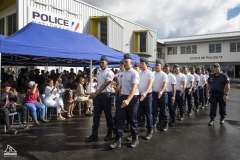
145, 129, 153, 140
40, 119, 49, 123
220, 118, 225, 125
86, 135, 98, 142
179, 116, 184, 121
162, 124, 168, 132
130, 136, 139, 148
195, 108, 200, 113
104, 132, 113, 141
126, 135, 132, 141
187, 112, 193, 118
169, 122, 175, 127
34, 120, 40, 125
208, 120, 214, 126
109, 138, 122, 149
8, 129, 18, 135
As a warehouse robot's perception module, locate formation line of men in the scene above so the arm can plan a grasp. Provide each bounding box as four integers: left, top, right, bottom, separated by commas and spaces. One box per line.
85, 54, 230, 149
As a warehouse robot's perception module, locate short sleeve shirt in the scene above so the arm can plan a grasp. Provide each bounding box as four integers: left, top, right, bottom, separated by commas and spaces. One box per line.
208, 73, 230, 93
166, 73, 176, 92
175, 73, 186, 91
139, 70, 154, 93
96, 68, 114, 93
120, 68, 140, 95
152, 71, 168, 92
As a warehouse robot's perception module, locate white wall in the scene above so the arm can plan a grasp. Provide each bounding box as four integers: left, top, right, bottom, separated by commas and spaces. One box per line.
16, 0, 156, 58
164, 40, 240, 63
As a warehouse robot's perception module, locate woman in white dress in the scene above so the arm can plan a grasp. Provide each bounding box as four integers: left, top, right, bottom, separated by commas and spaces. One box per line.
44, 79, 66, 120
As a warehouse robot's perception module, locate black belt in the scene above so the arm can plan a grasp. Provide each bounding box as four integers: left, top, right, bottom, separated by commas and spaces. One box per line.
120, 95, 139, 98
98, 92, 112, 96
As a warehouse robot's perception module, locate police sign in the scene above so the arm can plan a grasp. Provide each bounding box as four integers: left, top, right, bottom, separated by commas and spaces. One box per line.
28, 7, 82, 32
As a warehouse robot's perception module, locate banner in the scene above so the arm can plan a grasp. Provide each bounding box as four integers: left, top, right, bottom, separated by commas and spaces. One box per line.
28, 7, 83, 33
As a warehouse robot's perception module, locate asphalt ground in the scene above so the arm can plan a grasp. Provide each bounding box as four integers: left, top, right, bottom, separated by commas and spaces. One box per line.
0, 88, 240, 160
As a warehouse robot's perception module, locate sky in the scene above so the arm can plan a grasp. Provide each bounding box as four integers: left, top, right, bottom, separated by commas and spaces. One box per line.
82, 0, 240, 39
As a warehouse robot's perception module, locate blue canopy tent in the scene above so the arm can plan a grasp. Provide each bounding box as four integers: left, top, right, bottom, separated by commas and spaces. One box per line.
0, 22, 136, 66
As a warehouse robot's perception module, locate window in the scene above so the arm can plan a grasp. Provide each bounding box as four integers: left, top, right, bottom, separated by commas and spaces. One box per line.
157, 47, 165, 59
192, 45, 197, 54
139, 32, 147, 52
209, 43, 222, 53
133, 31, 147, 53
216, 44, 221, 53
7, 13, 17, 35
180, 45, 197, 54
0, 18, 4, 35
230, 42, 240, 52
90, 17, 108, 45
99, 20, 107, 45
167, 47, 177, 55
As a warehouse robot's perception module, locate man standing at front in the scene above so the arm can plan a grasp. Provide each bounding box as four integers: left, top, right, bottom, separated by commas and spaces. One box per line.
86, 56, 114, 142
208, 63, 230, 126
110, 54, 140, 149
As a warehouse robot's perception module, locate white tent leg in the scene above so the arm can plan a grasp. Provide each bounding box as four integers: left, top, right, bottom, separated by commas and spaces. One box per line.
90, 60, 93, 93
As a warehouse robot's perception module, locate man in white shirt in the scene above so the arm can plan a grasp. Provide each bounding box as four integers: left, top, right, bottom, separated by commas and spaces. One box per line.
138, 58, 154, 140
190, 67, 200, 112
152, 60, 168, 131
203, 69, 209, 107
110, 54, 140, 149
163, 64, 177, 127
183, 66, 194, 117
173, 64, 186, 121
86, 56, 115, 143
197, 67, 207, 109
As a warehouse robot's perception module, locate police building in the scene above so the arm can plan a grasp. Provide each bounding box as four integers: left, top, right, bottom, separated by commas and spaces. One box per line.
157, 32, 240, 79
0, 0, 157, 61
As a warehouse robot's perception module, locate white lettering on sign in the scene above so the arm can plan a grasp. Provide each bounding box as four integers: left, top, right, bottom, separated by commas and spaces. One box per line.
28, 7, 83, 33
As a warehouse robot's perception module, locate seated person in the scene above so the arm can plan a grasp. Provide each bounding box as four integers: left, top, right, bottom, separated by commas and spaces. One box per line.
0, 83, 18, 134
76, 77, 93, 115
64, 89, 76, 118
24, 81, 48, 125
44, 79, 66, 120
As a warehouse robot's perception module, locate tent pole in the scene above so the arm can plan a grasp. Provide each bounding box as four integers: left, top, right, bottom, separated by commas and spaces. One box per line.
90, 59, 93, 93
0, 52, 1, 89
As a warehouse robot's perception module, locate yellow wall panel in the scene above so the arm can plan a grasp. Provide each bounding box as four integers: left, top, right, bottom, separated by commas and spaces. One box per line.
133, 32, 139, 52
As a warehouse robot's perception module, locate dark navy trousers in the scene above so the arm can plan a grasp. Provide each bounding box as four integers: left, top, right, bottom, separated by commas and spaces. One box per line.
139, 93, 153, 131
92, 93, 113, 137
152, 92, 168, 126
115, 95, 139, 139
209, 92, 226, 120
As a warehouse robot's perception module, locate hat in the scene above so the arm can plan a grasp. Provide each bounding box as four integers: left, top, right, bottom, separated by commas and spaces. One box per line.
123, 54, 132, 60
173, 64, 180, 68
140, 57, 148, 64
164, 63, 170, 68
28, 81, 35, 88
155, 59, 161, 65
213, 63, 220, 68
100, 55, 108, 62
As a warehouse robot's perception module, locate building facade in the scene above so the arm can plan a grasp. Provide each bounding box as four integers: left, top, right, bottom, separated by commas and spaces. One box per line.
158, 32, 240, 78
0, 0, 157, 60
